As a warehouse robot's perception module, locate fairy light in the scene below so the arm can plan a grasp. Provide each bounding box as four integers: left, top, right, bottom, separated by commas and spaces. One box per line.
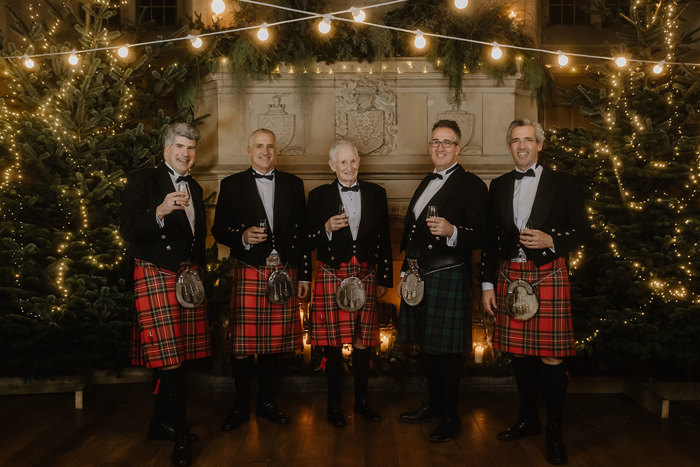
68, 50, 79, 65
557, 50, 568, 67
653, 60, 664, 74
615, 56, 627, 67
24, 55, 35, 69
350, 7, 365, 22
211, 0, 225, 15
257, 23, 270, 41
454, 0, 468, 9
491, 42, 502, 60
318, 15, 332, 34
117, 44, 129, 58
189, 35, 203, 48
413, 30, 426, 49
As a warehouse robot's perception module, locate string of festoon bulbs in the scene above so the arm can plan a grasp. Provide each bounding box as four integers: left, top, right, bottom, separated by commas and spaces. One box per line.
4, 0, 700, 72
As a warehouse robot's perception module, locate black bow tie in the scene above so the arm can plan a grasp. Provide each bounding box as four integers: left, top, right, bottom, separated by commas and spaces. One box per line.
340, 183, 360, 192
254, 172, 274, 181
176, 175, 193, 183
427, 164, 458, 181
514, 168, 536, 180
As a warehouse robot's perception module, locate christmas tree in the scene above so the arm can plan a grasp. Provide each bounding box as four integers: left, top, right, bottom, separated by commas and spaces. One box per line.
0, 2, 195, 377
542, 0, 700, 375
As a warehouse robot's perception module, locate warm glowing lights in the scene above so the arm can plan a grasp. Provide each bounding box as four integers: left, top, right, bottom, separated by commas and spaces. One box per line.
653, 60, 664, 74
615, 56, 627, 67
211, 0, 225, 15
491, 42, 502, 60
454, 0, 468, 9
117, 44, 129, 58
318, 15, 332, 34
256, 23, 270, 41
413, 30, 426, 49
350, 7, 366, 22
557, 50, 569, 66
68, 50, 79, 65
24, 55, 35, 69
189, 35, 203, 48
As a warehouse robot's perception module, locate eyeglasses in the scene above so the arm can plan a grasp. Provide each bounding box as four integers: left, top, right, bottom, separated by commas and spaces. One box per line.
429, 139, 458, 148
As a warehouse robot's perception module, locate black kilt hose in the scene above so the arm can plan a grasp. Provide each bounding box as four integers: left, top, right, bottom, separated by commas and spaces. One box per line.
399, 264, 471, 354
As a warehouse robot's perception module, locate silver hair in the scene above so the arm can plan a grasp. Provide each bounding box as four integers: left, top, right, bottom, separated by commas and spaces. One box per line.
164, 122, 200, 148
507, 119, 545, 145
248, 128, 276, 148
328, 140, 359, 162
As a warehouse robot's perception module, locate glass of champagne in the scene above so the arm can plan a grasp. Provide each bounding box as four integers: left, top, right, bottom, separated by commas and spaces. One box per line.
427, 205, 438, 219
176, 182, 190, 205
258, 218, 268, 233
338, 203, 346, 217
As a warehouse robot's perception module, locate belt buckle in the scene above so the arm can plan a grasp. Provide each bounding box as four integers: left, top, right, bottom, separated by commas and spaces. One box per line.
266, 252, 281, 267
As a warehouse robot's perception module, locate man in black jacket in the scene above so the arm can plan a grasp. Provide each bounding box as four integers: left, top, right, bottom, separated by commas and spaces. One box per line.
305, 140, 393, 427
212, 128, 311, 432
481, 119, 590, 465
120, 122, 210, 467
397, 120, 488, 443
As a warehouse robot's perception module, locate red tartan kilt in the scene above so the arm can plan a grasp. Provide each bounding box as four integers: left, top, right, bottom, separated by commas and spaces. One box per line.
227, 263, 302, 355
494, 256, 575, 357
309, 258, 379, 347
131, 259, 211, 368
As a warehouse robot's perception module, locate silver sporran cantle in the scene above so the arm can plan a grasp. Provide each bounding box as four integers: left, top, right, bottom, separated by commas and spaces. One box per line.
505, 279, 539, 320
176, 266, 205, 308
267, 269, 294, 305
401, 258, 424, 306
335, 276, 366, 312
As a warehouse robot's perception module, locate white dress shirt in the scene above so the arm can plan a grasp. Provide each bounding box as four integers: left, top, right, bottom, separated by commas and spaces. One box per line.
157, 162, 195, 233
328, 181, 361, 241
243, 169, 276, 251
412, 163, 459, 247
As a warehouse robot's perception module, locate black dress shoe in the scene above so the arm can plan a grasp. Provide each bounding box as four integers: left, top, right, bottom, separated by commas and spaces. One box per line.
429, 418, 462, 443
546, 422, 568, 465
221, 406, 250, 432
354, 398, 381, 422
399, 403, 440, 424
256, 400, 289, 424
171, 436, 192, 467
327, 406, 347, 427
497, 419, 541, 441
148, 420, 198, 442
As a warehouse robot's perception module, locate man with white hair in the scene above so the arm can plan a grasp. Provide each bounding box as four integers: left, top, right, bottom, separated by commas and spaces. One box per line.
481, 119, 590, 465
305, 140, 393, 427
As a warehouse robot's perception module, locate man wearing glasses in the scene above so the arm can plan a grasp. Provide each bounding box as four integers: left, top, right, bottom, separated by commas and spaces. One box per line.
211, 128, 311, 432
397, 119, 488, 443
481, 119, 589, 465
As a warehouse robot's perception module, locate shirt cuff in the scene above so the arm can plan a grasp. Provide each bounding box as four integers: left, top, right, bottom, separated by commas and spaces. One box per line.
242, 237, 251, 250
482, 282, 494, 291
156, 213, 164, 228
326, 231, 332, 241
446, 225, 458, 247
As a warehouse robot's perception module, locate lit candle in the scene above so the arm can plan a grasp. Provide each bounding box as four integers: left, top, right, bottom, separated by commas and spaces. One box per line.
474, 344, 484, 364
380, 331, 390, 352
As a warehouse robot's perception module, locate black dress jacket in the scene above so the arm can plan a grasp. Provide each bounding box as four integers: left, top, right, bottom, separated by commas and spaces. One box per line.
211, 167, 311, 281
119, 164, 207, 272
305, 179, 393, 288
400, 165, 488, 269
480, 166, 590, 284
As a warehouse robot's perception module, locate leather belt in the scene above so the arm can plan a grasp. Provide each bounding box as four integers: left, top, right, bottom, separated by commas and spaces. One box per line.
409, 254, 464, 273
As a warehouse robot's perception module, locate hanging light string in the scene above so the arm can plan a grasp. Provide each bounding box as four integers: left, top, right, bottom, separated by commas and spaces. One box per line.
2, 0, 700, 68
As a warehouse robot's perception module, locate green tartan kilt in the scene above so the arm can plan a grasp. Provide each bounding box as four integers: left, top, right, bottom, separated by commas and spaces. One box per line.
398, 264, 471, 354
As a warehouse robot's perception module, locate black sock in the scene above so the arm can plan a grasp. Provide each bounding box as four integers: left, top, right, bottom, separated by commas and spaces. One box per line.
423, 352, 443, 415
152, 368, 167, 423
159, 367, 187, 438
353, 347, 371, 403
232, 356, 255, 409
439, 354, 462, 421
257, 353, 280, 403
324, 347, 343, 409
513, 356, 541, 424
542, 361, 568, 426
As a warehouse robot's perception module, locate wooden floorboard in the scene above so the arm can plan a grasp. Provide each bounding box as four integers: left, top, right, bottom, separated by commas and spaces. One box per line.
1, 383, 700, 466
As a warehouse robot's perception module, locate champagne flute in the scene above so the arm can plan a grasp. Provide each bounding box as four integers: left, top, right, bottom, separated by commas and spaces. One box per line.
176, 182, 190, 206
258, 218, 268, 233
427, 205, 438, 219
338, 203, 347, 217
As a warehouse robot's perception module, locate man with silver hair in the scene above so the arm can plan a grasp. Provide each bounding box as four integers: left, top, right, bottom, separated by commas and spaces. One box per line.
120, 121, 211, 467
305, 140, 393, 427
481, 118, 590, 465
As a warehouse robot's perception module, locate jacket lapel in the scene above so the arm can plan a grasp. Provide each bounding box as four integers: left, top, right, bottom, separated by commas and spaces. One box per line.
157, 164, 192, 237
357, 179, 371, 239
417, 165, 464, 220
245, 168, 269, 226
272, 170, 289, 234
528, 167, 555, 229
406, 175, 433, 223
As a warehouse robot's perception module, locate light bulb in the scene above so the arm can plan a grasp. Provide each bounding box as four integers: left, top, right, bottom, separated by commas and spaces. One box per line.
257, 23, 269, 41
615, 56, 627, 67
414, 30, 426, 49
68, 50, 79, 65
557, 51, 568, 66
491, 42, 502, 60
653, 61, 664, 74
318, 15, 331, 34
24, 55, 35, 69
454, 0, 468, 9
211, 0, 225, 15
189, 35, 203, 48
350, 7, 365, 22
117, 44, 129, 58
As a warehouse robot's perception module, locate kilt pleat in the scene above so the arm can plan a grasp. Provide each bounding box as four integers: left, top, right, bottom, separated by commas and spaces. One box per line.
227, 263, 302, 355
398, 264, 471, 354
131, 259, 211, 368
494, 256, 575, 357
309, 259, 379, 347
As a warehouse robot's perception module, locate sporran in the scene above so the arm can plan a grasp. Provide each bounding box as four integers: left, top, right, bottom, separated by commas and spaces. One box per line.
267, 269, 294, 304
176, 265, 205, 308
335, 276, 366, 312
402, 258, 424, 306
505, 279, 539, 320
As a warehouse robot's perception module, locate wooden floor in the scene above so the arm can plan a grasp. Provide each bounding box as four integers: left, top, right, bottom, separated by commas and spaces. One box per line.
1, 383, 699, 466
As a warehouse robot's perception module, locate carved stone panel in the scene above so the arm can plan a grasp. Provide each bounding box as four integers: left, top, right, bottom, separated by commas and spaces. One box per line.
437, 95, 482, 155
335, 76, 397, 155
257, 95, 303, 155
